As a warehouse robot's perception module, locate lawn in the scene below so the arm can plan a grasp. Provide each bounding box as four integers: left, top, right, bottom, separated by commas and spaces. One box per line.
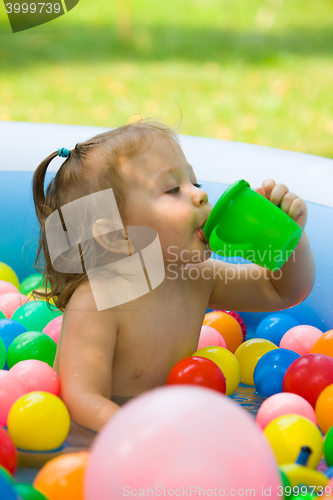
0, 0, 333, 158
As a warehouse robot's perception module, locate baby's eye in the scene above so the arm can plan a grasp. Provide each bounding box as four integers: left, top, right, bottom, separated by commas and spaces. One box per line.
193, 183, 202, 188
166, 187, 180, 195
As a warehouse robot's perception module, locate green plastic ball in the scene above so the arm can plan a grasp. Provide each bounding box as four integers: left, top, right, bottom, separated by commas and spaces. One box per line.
0, 337, 6, 369
14, 483, 49, 500
324, 426, 333, 466
19, 274, 47, 296
11, 300, 62, 332
0, 310, 6, 320
7, 331, 57, 368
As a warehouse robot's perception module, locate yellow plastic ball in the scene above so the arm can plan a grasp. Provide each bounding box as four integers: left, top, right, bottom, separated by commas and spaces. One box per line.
234, 338, 278, 386
264, 414, 323, 468
193, 346, 241, 396
0, 262, 20, 289
7, 391, 70, 451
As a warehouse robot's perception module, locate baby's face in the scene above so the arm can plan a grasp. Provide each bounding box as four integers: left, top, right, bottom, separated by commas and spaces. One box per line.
121, 136, 212, 265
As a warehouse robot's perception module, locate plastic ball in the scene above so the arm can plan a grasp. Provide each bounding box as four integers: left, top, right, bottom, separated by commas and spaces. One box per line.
0, 427, 17, 475
42, 315, 63, 344
7, 391, 70, 451
0, 472, 18, 500
280, 325, 323, 355
0, 319, 27, 351
166, 356, 226, 394
0, 319, 27, 369
311, 330, 333, 357
203, 310, 243, 353
256, 393, 317, 431
315, 384, 333, 434
19, 274, 46, 296
0, 263, 20, 289
254, 348, 300, 397
197, 325, 227, 350
264, 414, 323, 468
11, 300, 62, 333
85, 386, 282, 500
14, 483, 48, 500
0, 371, 27, 426
0, 336, 6, 369
283, 354, 333, 408
34, 451, 89, 500
0, 310, 5, 320
7, 331, 57, 369
0, 293, 30, 319
193, 346, 241, 395
324, 426, 333, 467
234, 338, 277, 386
10, 360, 60, 396
0, 281, 18, 296
256, 313, 300, 346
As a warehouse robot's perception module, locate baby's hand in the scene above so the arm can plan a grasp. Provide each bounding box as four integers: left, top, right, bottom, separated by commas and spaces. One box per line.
256, 179, 308, 230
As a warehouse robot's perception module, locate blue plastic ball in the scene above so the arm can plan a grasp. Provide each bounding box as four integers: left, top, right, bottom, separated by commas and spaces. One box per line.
0, 475, 18, 500
253, 348, 300, 397
0, 319, 27, 370
255, 313, 300, 346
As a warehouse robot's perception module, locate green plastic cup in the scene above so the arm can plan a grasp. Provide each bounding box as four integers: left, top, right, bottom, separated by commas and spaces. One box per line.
202, 179, 302, 271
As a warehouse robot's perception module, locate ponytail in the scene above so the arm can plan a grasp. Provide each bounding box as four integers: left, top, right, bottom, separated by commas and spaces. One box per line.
32, 151, 59, 223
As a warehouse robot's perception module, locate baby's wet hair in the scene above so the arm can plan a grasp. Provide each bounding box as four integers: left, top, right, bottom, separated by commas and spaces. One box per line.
32, 118, 179, 311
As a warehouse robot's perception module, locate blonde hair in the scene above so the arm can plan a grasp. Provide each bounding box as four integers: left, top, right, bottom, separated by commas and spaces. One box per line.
32, 119, 179, 311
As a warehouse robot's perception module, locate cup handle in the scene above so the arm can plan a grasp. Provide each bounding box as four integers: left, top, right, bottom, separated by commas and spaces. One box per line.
209, 226, 253, 257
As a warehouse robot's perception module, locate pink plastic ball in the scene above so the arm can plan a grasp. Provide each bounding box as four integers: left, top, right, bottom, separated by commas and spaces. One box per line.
9, 360, 60, 396
85, 386, 282, 499
256, 392, 317, 431
0, 281, 18, 296
280, 325, 323, 355
0, 371, 26, 426
197, 325, 227, 350
43, 315, 63, 344
0, 293, 30, 319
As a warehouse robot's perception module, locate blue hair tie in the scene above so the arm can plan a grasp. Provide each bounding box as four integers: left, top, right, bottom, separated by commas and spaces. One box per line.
58, 147, 70, 158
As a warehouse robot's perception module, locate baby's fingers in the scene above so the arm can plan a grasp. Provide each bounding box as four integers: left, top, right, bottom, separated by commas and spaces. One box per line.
255, 179, 276, 199
269, 183, 289, 206
279, 191, 299, 214
288, 197, 308, 228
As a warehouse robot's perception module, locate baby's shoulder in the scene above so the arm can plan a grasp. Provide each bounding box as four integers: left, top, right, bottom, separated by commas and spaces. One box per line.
65, 280, 119, 335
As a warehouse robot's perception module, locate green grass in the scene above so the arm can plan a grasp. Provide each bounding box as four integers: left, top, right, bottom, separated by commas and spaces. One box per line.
0, 0, 333, 158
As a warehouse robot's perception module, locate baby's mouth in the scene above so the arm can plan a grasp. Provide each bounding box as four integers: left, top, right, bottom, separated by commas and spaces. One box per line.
196, 219, 209, 245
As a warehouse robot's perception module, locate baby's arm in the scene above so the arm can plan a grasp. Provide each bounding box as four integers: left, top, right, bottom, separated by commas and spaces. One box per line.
196, 180, 315, 312
57, 284, 121, 432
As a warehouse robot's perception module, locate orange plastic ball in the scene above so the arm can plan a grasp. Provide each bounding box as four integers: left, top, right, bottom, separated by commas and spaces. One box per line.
311, 330, 333, 357
203, 311, 243, 353
316, 384, 333, 434
33, 451, 89, 500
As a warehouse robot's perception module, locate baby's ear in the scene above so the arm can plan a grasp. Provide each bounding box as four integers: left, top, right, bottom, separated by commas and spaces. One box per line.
91, 219, 135, 255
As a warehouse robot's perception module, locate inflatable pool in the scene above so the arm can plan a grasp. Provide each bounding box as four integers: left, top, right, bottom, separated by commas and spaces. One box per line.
1, 120, 333, 485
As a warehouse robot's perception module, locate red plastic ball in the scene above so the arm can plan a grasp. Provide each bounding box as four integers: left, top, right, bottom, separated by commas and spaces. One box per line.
283, 354, 333, 408
166, 356, 226, 394
0, 427, 17, 475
